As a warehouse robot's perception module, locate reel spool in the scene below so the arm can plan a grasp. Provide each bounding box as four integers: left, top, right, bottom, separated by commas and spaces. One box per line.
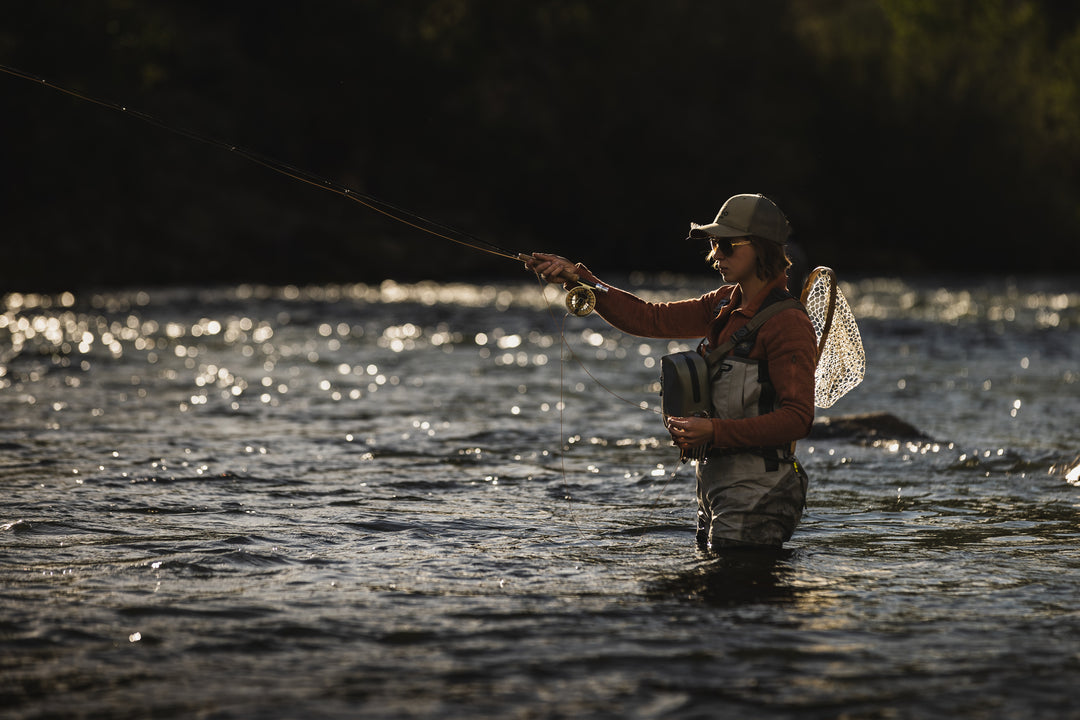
565, 285, 597, 316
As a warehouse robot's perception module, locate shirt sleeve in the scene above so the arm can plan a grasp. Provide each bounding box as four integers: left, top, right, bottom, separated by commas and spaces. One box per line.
567, 264, 723, 340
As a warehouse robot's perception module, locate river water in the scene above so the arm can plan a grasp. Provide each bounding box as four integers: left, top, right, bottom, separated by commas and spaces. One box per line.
2, 273, 1079, 719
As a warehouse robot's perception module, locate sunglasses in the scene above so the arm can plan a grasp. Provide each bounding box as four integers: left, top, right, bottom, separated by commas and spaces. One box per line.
708, 237, 752, 256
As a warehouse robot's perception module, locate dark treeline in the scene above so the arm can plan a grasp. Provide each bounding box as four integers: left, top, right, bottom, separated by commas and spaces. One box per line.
3, 1, 1079, 291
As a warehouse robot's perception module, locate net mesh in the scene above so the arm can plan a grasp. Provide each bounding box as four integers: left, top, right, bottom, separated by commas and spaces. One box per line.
801, 267, 865, 408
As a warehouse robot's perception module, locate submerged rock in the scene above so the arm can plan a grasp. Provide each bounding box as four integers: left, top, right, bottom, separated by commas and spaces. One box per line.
809, 412, 930, 442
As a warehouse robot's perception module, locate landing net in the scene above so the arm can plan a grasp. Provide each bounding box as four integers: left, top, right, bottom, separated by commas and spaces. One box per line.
801, 267, 865, 408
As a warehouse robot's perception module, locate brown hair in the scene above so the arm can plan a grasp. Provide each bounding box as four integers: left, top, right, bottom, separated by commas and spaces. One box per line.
749, 236, 792, 280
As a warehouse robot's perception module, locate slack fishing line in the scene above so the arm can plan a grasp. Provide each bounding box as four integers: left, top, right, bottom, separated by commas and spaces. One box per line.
0, 62, 608, 314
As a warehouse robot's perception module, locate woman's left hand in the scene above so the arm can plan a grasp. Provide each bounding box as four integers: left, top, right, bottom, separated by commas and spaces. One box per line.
666, 416, 713, 450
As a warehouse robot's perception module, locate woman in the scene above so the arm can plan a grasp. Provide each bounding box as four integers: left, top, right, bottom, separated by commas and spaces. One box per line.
526, 194, 817, 551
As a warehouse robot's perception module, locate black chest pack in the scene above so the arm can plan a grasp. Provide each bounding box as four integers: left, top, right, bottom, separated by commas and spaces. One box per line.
659, 290, 803, 461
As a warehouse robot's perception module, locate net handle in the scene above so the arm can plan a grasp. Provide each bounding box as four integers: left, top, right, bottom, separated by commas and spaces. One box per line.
800, 266, 839, 360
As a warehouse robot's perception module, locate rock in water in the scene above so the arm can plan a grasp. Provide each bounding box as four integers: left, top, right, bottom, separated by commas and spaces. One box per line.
809, 412, 930, 441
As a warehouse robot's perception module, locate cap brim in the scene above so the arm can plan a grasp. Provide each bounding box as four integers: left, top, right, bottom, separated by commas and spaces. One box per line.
687, 222, 748, 239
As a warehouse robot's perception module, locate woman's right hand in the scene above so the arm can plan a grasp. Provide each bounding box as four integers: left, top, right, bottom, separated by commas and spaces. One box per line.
524, 252, 578, 284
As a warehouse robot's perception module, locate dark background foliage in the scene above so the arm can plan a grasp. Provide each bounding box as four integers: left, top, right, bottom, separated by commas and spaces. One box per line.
3, 0, 1079, 290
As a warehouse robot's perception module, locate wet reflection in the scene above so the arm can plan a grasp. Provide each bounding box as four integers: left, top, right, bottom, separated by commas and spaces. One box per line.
647, 550, 798, 607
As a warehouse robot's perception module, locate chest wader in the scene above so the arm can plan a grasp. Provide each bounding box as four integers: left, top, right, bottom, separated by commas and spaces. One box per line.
695, 294, 810, 551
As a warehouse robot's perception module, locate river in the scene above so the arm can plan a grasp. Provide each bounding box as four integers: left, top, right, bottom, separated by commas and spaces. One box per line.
2, 273, 1078, 718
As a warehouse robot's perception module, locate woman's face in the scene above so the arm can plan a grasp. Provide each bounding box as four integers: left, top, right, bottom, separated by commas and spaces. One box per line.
708, 238, 757, 285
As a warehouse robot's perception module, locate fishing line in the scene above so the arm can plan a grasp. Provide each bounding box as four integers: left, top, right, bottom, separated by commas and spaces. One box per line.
524, 275, 596, 542
532, 276, 685, 540
546, 296, 689, 512
551, 294, 690, 524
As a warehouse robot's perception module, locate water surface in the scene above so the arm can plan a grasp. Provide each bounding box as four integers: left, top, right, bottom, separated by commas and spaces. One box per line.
2, 274, 1079, 718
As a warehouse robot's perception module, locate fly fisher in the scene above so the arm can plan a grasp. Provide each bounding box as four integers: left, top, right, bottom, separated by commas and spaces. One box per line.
5, 64, 863, 553
526, 194, 818, 552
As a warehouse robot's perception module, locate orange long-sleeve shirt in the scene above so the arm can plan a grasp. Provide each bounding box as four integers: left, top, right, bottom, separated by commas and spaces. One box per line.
568, 267, 817, 449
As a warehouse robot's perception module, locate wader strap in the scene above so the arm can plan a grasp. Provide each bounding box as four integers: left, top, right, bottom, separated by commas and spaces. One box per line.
701, 294, 803, 470
757, 358, 780, 471
703, 297, 802, 379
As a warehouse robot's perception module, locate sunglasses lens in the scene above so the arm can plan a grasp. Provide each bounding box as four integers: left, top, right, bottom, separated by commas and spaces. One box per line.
710, 239, 733, 255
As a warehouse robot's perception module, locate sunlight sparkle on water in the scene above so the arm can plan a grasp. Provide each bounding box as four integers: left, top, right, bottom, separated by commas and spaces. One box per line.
1066, 463, 1080, 487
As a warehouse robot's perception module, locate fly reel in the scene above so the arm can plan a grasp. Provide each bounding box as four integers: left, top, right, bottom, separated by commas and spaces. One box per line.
565, 285, 597, 316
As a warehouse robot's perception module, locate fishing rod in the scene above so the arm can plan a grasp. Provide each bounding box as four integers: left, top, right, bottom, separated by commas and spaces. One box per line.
0, 62, 607, 315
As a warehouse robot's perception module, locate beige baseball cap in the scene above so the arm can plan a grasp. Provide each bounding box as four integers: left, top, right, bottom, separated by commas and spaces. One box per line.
688, 193, 791, 244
